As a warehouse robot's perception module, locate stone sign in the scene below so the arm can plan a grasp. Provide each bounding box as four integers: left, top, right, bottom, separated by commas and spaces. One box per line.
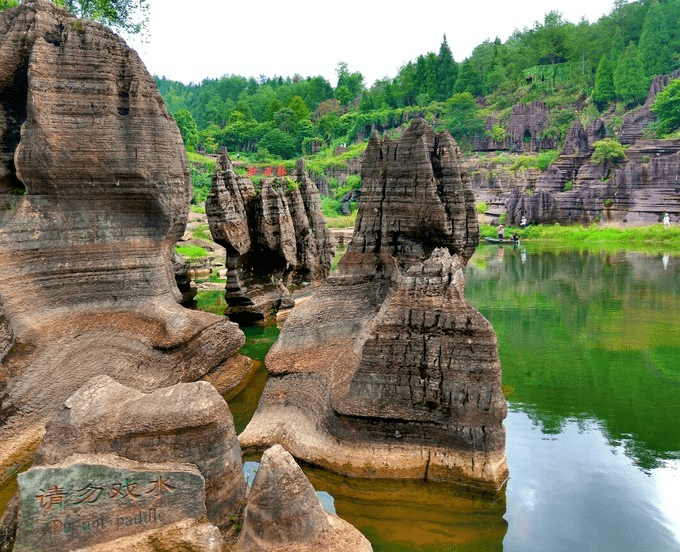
14, 454, 206, 552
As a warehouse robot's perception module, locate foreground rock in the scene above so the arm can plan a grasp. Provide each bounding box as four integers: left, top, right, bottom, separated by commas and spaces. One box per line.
237, 445, 372, 552
15, 454, 209, 552
0, 0, 246, 473
206, 154, 334, 324
33, 376, 247, 528
240, 119, 508, 489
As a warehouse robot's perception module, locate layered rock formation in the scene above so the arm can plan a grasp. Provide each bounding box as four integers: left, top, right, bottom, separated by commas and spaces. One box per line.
240, 119, 508, 490
206, 153, 334, 324
505, 71, 680, 225
0, 0, 246, 475
237, 445, 372, 552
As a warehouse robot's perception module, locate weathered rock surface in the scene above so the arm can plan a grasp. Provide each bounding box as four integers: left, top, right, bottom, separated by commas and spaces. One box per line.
206, 154, 334, 325
71, 519, 224, 552
0, 0, 245, 472
240, 119, 508, 489
236, 445, 372, 552
33, 376, 247, 528
474, 101, 557, 152
503, 70, 680, 225
15, 453, 208, 552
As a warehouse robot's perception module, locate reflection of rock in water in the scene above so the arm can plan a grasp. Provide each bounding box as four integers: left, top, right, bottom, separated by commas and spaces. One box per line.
304, 464, 507, 550
0, 0, 247, 478
206, 154, 334, 325
241, 119, 508, 489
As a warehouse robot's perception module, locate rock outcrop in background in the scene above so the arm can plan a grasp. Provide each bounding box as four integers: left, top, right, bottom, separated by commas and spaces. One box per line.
488, 71, 680, 226
240, 119, 508, 490
0, 0, 248, 477
206, 153, 334, 325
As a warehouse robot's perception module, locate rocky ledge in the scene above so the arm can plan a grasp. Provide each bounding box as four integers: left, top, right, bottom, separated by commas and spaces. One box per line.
240, 119, 508, 490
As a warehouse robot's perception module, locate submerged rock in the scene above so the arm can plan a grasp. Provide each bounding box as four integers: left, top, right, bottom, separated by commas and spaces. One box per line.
206, 154, 334, 325
237, 444, 372, 552
240, 119, 508, 489
0, 0, 246, 471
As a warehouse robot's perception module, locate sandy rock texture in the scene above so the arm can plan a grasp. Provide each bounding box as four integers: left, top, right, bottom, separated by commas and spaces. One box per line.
206, 154, 334, 325
0, 0, 246, 474
240, 119, 508, 490
236, 445, 372, 552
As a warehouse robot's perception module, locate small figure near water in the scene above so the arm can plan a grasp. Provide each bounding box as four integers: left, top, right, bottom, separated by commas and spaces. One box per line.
520, 216, 527, 229
663, 212, 670, 227
497, 224, 504, 240
512, 233, 519, 248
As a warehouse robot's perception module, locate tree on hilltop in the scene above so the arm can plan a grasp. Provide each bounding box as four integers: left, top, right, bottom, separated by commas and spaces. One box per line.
592, 55, 615, 110
614, 42, 648, 105
54, 0, 149, 35
637, 0, 674, 78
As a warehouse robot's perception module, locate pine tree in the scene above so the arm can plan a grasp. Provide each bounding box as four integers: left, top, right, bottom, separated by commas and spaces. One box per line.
637, 0, 673, 78
435, 35, 458, 101
592, 55, 615, 110
610, 27, 625, 66
453, 59, 484, 97
614, 42, 648, 105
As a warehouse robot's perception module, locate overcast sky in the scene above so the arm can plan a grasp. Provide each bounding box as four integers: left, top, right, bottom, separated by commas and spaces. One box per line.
128, 0, 618, 87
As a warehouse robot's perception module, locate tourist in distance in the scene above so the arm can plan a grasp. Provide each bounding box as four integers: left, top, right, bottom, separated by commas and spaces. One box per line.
663, 212, 670, 227
497, 224, 504, 240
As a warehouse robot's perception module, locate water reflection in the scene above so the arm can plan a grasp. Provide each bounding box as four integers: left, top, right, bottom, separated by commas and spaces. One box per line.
505, 411, 680, 552
467, 247, 680, 470
304, 467, 507, 552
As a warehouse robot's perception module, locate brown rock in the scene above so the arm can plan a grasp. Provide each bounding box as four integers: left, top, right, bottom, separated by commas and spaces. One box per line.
206, 155, 334, 325
236, 445, 372, 552
72, 519, 224, 552
0, 0, 246, 471
240, 119, 508, 490
33, 376, 246, 528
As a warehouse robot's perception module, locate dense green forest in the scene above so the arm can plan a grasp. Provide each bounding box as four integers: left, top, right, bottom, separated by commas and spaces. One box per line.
157, 0, 680, 162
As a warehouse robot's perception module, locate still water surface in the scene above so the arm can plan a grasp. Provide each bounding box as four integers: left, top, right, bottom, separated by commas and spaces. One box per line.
233, 246, 680, 552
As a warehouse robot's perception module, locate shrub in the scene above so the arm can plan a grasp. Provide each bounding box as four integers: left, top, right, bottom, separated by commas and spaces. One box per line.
476, 201, 488, 214
563, 180, 573, 192
536, 150, 559, 171
604, 198, 614, 207
591, 138, 627, 165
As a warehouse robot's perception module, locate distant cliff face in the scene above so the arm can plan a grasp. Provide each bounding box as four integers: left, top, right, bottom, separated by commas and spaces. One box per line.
206, 153, 334, 324
0, 0, 246, 468
240, 119, 508, 490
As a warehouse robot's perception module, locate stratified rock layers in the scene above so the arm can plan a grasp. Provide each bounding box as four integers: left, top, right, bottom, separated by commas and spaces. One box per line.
241, 119, 508, 489
0, 0, 244, 465
206, 154, 334, 324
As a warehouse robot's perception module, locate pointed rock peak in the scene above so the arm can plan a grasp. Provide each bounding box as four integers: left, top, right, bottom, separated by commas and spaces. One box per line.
295, 157, 306, 173
241, 444, 328, 545
216, 149, 233, 173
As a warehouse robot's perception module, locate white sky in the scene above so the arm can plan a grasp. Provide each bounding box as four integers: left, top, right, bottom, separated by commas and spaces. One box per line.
127, 0, 618, 87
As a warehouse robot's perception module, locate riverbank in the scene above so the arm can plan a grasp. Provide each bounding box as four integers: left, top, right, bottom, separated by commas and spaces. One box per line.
480, 223, 680, 255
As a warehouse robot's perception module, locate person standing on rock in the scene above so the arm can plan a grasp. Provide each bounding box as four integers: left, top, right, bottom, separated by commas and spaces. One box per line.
521, 216, 527, 229
498, 224, 505, 240
663, 212, 670, 227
